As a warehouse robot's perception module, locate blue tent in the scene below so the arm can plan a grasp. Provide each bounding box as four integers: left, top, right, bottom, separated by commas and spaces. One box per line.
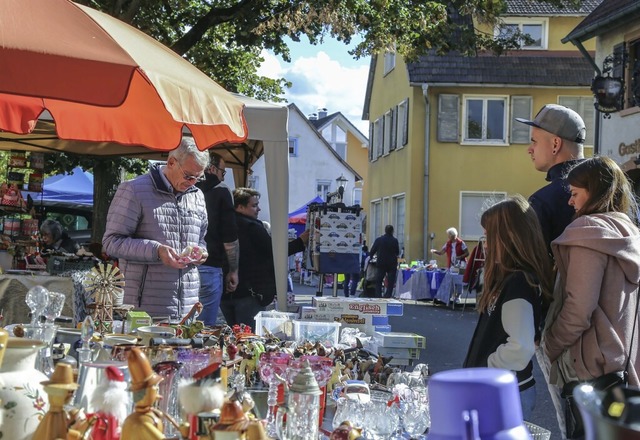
25, 167, 93, 206
288, 196, 323, 235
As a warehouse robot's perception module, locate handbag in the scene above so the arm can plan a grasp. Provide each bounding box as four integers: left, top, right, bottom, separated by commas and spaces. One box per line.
561, 284, 639, 439
562, 371, 627, 439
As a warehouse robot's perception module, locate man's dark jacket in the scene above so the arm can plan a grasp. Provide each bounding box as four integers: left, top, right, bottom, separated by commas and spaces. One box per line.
222, 212, 305, 304
528, 159, 582, 251
369, 232, 400, 270
197, 173, 238, 270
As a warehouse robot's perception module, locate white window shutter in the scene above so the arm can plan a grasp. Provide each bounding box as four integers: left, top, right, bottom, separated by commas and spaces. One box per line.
438, 94, 459, 142
369, 122, 374, 161
390, 106, 398, 151
401, 98, 409, 146
511, 96, 532, 144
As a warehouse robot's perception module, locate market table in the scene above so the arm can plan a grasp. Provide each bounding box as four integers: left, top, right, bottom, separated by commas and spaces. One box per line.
434, 271, 465, 306
395, 269, 446, 300
0, 273, 75, 325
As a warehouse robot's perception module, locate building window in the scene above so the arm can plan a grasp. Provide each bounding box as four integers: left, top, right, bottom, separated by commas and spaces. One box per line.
460, 191, 507, 240
626, 39, 640, 109
321, 124, 347, 159
558, 96, 595, 146
496, 18, 548, 49
316, 180, 331, 200
353, 188, 362, 206
248, 175, 259, 190
335, 126, 347, 159
289, 138, 299, 157
462, 96, 508, 144
392, 194, 406, 253
370, 200, 382, 242
384, 51, 396, 75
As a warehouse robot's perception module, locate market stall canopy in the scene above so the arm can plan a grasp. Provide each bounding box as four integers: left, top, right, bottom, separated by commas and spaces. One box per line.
0, 0, 247, 151
288, 196, 324, 224
23, 167, 93, 206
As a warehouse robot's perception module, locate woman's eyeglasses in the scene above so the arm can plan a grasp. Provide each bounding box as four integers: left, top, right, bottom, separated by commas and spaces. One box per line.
176, 161, 205, 182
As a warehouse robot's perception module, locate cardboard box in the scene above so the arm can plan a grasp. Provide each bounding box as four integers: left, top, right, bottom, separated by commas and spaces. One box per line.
375, 346, 422, 359
374, 331, 426, 349
312, 297, 403, 316
125, 311, 152, 332
300, 307, 389, 326
386, 357, 416, 367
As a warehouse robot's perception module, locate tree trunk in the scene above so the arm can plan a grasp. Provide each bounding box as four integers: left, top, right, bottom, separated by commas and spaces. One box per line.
92, 159, 122, 244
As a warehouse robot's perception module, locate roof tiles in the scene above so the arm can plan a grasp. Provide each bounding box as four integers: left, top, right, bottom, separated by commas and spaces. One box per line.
407, 52, 594, 86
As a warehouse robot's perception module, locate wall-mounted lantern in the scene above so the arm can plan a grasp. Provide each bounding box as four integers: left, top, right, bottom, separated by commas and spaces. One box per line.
591, 54, 626, 117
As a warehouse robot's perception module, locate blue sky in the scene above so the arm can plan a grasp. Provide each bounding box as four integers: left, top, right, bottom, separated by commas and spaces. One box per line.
258, 36, 371, 134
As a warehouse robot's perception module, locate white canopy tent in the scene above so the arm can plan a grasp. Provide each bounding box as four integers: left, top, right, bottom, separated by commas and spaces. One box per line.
234, 95, 290, 311
0, 95, 292, 311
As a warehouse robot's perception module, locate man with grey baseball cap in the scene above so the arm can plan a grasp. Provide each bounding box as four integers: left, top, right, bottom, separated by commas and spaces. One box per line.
516, 104, 585, 250
517, 104, 586, 438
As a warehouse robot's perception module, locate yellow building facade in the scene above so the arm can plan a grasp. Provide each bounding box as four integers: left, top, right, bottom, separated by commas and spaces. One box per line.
363, 2, 600, 263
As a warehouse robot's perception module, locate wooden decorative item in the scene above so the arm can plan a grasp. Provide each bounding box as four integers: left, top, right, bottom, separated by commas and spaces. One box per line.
83, 263, 125, 334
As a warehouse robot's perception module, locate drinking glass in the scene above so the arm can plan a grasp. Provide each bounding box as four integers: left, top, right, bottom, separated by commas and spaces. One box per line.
258, 351, 292, 437
43, 291, 66, 324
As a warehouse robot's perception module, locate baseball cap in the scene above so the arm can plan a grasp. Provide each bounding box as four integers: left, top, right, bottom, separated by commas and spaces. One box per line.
515, 104, 586, 143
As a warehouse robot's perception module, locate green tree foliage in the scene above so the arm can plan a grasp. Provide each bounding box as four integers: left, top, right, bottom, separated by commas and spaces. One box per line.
32, 0, 580, 241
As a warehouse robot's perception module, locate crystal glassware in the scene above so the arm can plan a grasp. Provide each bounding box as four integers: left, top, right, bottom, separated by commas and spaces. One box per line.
363, 390, 400, 440
43, 291, 66, 325
292, 355, 334, 387
154, 360, 184, 438
25, 285, 49, 329
400, 400, 430, 439
258, 351, 293, 437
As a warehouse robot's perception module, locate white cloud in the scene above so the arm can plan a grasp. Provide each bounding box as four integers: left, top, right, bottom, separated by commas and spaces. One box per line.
258, 49, 370, 134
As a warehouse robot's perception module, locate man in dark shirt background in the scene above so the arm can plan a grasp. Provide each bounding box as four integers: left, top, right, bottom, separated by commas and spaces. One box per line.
516, 104, 585, 251
197, 152, 239, 325
369, 225, 400, 298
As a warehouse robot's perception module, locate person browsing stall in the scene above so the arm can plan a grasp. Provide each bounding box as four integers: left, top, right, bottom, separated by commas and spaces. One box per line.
103, 138, 209, 319
196, 152, 239, 326
463, 195, 553, 420
369, 225, 400, 298
541, 157, 640, 436
40, 219, 80, 254
221, 188, 308, 329
516, 104, 585, 251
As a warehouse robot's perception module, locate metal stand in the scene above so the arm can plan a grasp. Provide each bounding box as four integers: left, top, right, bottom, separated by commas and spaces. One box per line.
332, 273, 339, 297
315, 273, 324, 297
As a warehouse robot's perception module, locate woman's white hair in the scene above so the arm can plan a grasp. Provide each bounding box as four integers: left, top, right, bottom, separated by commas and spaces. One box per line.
446, 227, 458, 238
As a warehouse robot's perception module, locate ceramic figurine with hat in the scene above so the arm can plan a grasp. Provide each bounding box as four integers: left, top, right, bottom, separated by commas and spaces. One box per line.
32, 363, 89, 440
86, 365, 131, 440
121, 347, 189, 440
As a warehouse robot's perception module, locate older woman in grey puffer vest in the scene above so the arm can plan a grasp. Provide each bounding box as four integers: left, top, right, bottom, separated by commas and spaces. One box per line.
103, 163, 208, 318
